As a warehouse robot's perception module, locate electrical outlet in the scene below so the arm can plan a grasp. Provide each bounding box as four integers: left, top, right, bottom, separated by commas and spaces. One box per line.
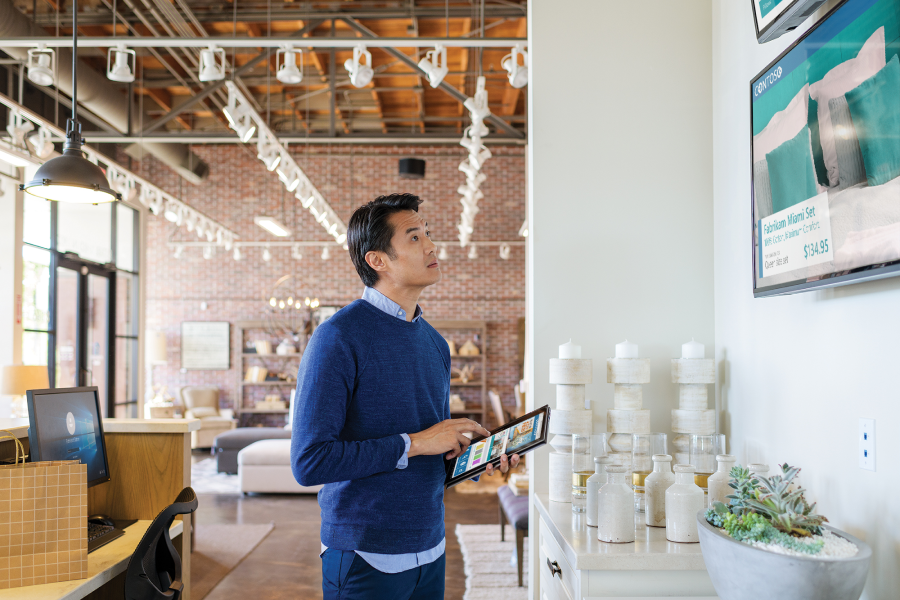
859, 418, 875, 471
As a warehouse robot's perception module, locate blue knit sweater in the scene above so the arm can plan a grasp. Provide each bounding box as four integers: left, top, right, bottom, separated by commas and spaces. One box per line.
291, 299, 451, 554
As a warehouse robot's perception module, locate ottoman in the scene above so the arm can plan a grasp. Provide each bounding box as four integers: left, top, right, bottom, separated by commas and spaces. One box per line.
238, 439, 323, 495
212, 427, 291, 474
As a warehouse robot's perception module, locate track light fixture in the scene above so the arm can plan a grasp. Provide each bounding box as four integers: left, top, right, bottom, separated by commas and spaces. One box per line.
438, 245, 448, 261
199, 46, 226, 82
233, 246, 242, 260
344, 44, 374, 88
468, 147, 492, 170
467, 244, 478, 260
163, 201, 183, 224
107, 45, 136, 83
257, 137, 281, 172
276, 47, 303, 85
7, 112, 33, 148
321, 246, 331, 261
335, 233, 347, 245
499, 243, 511, 260
173, 245, 184, 259
203, 246, 213, 260
262, 247, 272, 262
501, 45, 529, 89
518, 219, 529, 238
27, 127, 55, 159
26, 47, 54, 87
291, 244, 303, 260
417, 45, 448, 88
463, 76, 491, 122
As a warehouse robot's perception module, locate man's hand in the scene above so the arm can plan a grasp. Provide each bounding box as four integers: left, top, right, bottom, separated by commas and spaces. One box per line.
408, 419, 491, 460
485, 453, 520, 476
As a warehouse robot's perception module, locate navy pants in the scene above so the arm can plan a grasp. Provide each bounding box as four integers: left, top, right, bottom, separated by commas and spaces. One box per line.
321, 548, 446, 600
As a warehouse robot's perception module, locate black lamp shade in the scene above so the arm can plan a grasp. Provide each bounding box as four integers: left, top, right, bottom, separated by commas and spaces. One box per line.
20, 146, 121, 204
399, 158, 426, 179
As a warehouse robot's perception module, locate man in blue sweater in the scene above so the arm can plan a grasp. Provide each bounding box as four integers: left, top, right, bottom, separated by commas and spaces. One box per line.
292, 193, 520, 599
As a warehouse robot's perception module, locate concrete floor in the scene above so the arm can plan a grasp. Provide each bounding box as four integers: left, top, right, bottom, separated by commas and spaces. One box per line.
194, 487, 501, 600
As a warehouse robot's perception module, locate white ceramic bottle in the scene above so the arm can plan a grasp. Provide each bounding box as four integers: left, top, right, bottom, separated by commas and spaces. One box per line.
597, 465, 635, 543
644, 454, 675, 528
587, 456, 614, 528
748, 463, 770, 478
665, 464, 705, 543
706, 454, 736, 508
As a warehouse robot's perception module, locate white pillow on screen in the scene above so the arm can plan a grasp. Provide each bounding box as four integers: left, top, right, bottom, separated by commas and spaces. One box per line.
753, 84, 825, 195
809, 26, 885, 188
753, 84, 809, 159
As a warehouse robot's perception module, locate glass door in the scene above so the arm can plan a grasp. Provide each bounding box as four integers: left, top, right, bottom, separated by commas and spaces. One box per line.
55, 258, 115, 417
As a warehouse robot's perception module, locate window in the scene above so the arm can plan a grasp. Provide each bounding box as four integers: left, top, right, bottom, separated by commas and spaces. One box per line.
20, 194, 140, 417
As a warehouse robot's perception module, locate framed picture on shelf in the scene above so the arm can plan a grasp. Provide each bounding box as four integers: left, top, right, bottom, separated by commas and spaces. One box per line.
316, 306, 340, 325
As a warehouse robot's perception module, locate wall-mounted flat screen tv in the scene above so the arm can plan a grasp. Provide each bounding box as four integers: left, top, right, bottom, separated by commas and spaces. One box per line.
752, 0, 900, 297
753, 0, 829, 44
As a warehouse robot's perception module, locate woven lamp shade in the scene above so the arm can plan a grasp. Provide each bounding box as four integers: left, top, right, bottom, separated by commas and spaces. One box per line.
1, 365, 50, 395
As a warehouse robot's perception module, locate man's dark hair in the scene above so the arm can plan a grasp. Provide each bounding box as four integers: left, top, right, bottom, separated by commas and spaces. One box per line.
347, 193, 423, 287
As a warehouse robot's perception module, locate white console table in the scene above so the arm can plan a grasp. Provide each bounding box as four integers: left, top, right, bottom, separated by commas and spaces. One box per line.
534, 493, 718, 600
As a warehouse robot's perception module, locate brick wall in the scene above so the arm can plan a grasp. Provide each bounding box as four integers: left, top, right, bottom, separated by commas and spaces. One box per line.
141, 144, 526, 427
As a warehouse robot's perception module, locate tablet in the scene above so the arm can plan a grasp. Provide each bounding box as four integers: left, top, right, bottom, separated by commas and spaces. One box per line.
445, 405, 550, 488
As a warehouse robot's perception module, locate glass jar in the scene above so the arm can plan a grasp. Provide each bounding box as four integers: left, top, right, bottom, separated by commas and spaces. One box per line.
689, 433, 725, 498
571, 434, 593, 513
706, 454, 736, 508
644, 454, 675, 527
665, 464, 705, 543
631, 433, 667, 512
587, 456, 614, 528
597, 465, 635, 543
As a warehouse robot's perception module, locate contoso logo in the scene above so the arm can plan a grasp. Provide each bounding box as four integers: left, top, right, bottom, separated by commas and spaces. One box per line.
754, 66, 783, 97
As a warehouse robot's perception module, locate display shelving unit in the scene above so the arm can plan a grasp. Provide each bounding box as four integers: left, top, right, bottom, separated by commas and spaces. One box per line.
429, 320, 488, 426
235, 320, 305, 424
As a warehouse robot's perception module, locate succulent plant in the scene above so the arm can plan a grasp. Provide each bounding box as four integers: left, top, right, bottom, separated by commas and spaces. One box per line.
744, 463, 827, 537
706, 499, 825, 555
725, 465, 760, 516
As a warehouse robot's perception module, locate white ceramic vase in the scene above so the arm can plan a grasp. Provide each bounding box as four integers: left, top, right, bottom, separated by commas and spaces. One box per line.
749, 463, 770, 478
587, 456, 614, 528
707, 454, 736, 508
645, 454, 675, 528
597, 465, 635, 543
665, 464, 705, 543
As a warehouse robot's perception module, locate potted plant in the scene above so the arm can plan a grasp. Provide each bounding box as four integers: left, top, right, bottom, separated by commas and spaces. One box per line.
697, 464, 871, 600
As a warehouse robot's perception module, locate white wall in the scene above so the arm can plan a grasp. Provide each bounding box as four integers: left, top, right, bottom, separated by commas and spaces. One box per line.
713, 2, 899, 598
528, 0, 714, 595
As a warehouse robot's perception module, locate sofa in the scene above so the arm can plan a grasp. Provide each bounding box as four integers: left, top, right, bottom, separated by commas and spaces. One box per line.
238, 439, 322, 495
179, 386, 236, 449
212, 427, 292, 474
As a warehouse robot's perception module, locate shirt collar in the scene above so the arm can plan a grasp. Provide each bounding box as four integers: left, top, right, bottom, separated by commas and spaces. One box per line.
362, 287, 423, 322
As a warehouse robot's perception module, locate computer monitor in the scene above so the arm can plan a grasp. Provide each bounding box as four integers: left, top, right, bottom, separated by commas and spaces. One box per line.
26, 386, 111, 488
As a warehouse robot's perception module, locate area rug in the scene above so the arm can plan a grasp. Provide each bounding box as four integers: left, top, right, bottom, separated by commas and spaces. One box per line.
192, 458, 241, 494
192, 522, 275, 600
456, 524, 529, 600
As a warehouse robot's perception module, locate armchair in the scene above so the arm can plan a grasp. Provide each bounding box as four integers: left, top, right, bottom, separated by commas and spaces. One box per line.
179, 386, 236, 449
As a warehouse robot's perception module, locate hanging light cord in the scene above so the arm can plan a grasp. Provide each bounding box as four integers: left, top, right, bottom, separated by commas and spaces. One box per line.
69, 0, 80, 146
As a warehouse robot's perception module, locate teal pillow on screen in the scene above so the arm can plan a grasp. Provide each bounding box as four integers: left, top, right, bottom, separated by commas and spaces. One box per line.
808, 96, 829, 187
766, 125, 818, 214
845, 54, 900, 187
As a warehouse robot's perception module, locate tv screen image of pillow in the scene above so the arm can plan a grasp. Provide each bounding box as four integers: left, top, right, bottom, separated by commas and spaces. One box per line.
751, 0, 900, 296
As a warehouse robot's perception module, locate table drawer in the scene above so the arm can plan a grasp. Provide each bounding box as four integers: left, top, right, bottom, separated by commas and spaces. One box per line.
540, 516, 577, 600
540, 542, 573, 600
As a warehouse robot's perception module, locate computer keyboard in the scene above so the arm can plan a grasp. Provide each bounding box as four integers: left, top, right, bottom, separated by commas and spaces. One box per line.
88, 522, 114, 542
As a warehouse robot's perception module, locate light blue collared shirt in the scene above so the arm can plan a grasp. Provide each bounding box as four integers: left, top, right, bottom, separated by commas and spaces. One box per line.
319, 287, 444, 574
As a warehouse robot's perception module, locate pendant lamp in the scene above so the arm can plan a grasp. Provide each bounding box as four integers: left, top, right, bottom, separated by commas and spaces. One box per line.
20, 0, 120, 205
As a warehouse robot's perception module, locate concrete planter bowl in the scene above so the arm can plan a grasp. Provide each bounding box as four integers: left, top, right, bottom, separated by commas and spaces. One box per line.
697, 511, 871, 600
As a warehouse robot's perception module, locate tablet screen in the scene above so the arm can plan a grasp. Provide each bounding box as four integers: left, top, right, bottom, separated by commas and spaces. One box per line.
450, 412, 544, 478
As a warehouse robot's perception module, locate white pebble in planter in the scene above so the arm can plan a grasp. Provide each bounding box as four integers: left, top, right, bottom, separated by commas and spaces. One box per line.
666, 464, 705, 542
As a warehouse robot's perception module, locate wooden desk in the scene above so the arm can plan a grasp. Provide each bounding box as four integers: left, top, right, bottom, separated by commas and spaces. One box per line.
0, 418, 199, 600
0, 520, 184, 600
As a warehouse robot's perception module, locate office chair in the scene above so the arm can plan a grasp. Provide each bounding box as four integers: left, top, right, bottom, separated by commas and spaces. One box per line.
124, 487, 199, 600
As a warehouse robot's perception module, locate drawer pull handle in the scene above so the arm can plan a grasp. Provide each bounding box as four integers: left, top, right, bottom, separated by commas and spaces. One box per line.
546, 558, 562, 578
